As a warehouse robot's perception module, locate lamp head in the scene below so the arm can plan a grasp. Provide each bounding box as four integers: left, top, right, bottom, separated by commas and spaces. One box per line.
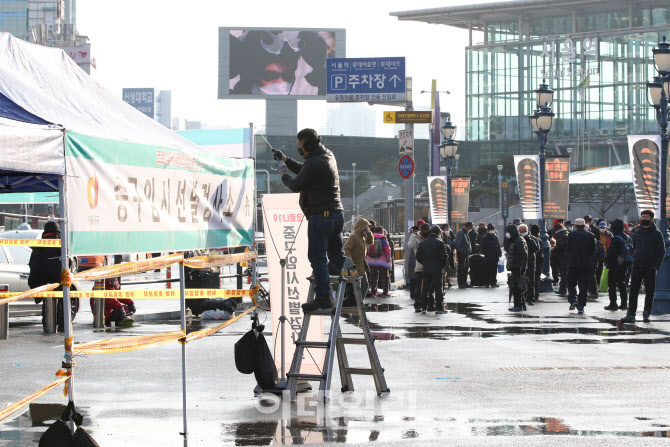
653, 36, 670, 74
534, 79, 554, 108
441, 120, 456, 140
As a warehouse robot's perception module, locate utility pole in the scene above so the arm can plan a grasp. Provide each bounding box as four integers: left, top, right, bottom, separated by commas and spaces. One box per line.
404, 77, 414, 287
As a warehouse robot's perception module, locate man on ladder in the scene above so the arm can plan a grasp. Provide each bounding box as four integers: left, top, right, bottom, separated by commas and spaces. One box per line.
273, 128, 345, 312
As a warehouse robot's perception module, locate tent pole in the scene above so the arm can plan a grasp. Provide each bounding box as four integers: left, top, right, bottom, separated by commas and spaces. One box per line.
58, 175, 75, 431
179, 262, 188, 444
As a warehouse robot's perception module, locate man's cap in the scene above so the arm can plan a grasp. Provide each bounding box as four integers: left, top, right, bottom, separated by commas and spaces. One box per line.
487, 223, 495, 230
417, 219, 426, 226
574, 218, 586, 226
564, 220, 572, 226
512, 218, 521, 225
598, 221, 607, 228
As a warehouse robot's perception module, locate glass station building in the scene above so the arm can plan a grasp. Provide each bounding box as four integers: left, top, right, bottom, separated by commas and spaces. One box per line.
392, 0, 670, 171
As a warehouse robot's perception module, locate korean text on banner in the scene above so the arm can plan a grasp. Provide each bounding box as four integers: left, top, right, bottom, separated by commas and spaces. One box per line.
64, 132, 254, 255
514, 155, 542, 220
450, 176, 471, 224
627, 135, 663, 217
261, 194, 325, 375
543, 156, 570, 220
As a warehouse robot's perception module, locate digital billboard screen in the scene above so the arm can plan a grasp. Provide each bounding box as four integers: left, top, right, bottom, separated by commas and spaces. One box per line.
218, 27, 345, 100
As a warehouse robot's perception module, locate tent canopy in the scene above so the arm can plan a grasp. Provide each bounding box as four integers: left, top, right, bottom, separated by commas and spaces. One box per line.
0, 32, 205, 192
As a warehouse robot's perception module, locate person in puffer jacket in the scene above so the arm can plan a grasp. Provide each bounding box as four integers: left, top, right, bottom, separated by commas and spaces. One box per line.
366, 226, 392, 297
505, 224, 528, 312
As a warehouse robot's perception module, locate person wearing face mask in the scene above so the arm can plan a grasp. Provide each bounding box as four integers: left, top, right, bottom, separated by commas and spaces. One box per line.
518, 224, 539, 305
567, 218, 597, 314
480, 223, 502, 287
454, 222, 474, 288
530, 224, 544, 303
621, 210, 665, 323
505, 224, 528, 312
273, 128, 345, 312
595, 221, 613, 292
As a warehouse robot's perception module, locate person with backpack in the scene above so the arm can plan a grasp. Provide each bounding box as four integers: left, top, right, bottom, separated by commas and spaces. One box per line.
454, 222, 473, 288
409, 223, 430, 309
415, 225, 447, 314
604, 219, 629, 311
366, 226, 392, 297
621, 210, 665, 323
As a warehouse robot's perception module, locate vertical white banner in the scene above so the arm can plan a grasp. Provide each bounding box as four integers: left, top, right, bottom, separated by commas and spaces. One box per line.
514, 155, 542, 220
427, 176, 448, 224
627, 135, 662, 217
262, 194, 324, 376
399, 129, 414, 154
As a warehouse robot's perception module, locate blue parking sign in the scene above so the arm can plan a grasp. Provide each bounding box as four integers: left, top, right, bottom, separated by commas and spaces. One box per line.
326, 57, 406, 103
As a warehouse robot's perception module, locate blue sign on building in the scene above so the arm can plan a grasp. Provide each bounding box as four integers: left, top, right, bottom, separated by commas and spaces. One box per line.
122, 88, 155, 119
326, 57, 406, 103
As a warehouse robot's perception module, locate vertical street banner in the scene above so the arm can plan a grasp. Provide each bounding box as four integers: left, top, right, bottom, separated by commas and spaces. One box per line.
427, 176, 448, 224
514, 155, 542, 220
65, 132, 254, 255
262, 194, 325, 376
398, 129, 413, 154
427, 176, 470, 224
627, 135, 662, 217
450, 176, 470, 224
543, 156, 571, 220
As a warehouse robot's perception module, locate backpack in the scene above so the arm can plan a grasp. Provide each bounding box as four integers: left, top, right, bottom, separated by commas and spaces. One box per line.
367, 238, 384, 258
616, 235, 634, 266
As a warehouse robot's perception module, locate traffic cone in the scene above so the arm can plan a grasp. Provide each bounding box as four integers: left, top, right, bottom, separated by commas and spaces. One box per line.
166, 265, 172, 289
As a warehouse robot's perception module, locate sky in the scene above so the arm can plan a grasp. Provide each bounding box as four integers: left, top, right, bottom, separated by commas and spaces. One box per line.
77, 0, 486, 138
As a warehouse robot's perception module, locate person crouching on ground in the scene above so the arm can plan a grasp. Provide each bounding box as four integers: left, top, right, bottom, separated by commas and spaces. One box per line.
343, 217, 373, 306
415, 225, 447, 314
366, 226, 392, 297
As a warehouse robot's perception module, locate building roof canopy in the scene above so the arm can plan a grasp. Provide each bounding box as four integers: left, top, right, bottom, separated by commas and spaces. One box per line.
569, 164, 632, 185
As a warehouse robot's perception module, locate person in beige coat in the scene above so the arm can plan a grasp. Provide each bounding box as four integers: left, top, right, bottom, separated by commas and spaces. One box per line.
344, 217, 373, 301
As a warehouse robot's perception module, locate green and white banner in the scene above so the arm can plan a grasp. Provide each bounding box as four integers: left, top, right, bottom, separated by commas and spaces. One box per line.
65, 132, 254, 255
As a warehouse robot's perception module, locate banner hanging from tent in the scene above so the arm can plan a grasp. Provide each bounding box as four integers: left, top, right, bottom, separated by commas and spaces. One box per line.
514, 155, 542, 220
543, 156, 571, 220
627, 135, 662, 217
262, 193, 324, 376
65, 131, 254, 255
427, 176, 470, 224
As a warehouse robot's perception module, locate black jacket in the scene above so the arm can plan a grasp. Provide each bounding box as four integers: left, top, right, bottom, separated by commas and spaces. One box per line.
282, 145, 343, 218
567, 228, 597, 269
505, 225, 528, 271
416, 233, 447, 276
522, 234, 539, 272
454, 228, 472, 254
532, 235, 544, 267
631, 222, 665, 270
28, 232, 62, 289
480, 233, 502, 262
553, 227, 569, 259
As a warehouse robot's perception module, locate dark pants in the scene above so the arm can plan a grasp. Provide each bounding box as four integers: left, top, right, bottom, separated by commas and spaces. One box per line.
607, 268, 628, 307
510, 269, 523, 307
419, 273, 444, 310
550, 255, 560, 284
558, 255, 569, 294
588, 263, 600, 295
368, 266, 389, 295
525, 265, 536, 302
457, 252, 469, 286
628, 266, 657, 314
414, 272, 424, 310
534, 260, 542, 300
308, 211, 345, 297
568, 267, 592, 307
409, 278, 419, 300
486, 259, 498, 286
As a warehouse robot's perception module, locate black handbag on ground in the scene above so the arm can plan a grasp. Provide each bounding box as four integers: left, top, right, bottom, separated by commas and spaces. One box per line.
235, 329, 258, 374
254, 332, 278, 389
39, 401, 98, 447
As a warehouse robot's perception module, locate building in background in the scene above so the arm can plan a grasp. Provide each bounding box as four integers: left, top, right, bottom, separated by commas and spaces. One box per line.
156, 90, 172, 129
392, 0, 670, 171
122, 88, 155, 118
322, 103, 376, 137
0, 0, 95, 74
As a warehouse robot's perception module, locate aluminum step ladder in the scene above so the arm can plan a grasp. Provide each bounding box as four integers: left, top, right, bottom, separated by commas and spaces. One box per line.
286, 272, 390, 402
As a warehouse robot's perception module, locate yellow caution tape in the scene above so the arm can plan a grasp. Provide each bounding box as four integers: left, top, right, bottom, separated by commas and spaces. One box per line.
182, 305, 257, 343
55, 369, 70, 398
0, 372, 70, 422
64, 336, 73, 354
0, 283, 59, 306
0, 289, 256, 299
0, 238, 61, 247
73, 330, 186, 355
72, 253, 184, 282
60, 269, 72, 287
182, 251, 257, 269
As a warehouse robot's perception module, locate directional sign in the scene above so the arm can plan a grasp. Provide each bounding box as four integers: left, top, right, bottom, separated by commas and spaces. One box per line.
398, 155, 415, 179
326, 57, 406, 103
384, 111, 432, 124
399, 129, 413, 154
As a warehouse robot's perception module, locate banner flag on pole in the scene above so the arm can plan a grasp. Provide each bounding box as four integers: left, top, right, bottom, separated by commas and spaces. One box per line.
514, 155, 542, 220
627, 135, 662, 217
543, 156, 570, 220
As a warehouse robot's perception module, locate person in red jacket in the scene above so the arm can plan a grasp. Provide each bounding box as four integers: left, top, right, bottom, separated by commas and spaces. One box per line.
89, 277, 135, 327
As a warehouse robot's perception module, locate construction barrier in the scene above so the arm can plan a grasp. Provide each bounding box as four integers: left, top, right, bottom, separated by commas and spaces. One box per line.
0, 289, 257, 299
73, 331, 187, 355
0, 371, 70, 422
0, 238, 61, 247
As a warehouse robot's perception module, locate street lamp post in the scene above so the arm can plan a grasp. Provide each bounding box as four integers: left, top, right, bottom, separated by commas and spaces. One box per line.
352, 162, 357, 217
497, 163, 504, 221
529, 80, 555, 293
439, 120, 458, 225
648, 36, 670, 314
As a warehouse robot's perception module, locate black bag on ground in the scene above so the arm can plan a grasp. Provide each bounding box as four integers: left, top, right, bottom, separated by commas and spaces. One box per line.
254, 332, 278, 389
39, 401, 94, 447
235, 329, 258, 374
468, 254, 488, 287
73, 427, 100, 447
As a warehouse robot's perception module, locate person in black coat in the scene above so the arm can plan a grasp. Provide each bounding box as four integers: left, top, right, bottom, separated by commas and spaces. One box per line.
530, 224, 544, 302
505, 224, 528, 312
454, 222, 473, 288
480, 223, 502, 288
621, 210, 665, 323
519, 224, 540, 305
604, 219, 629, 311
28, 220, 78, 332
415, 226, 447, 314
553, 224, 569, 295
566, 218, 596, 313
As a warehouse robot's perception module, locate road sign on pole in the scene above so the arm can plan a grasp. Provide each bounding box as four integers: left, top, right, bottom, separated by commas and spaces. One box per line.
399, 129, 413, 154
326, 57, 406, 103
398, 155, 415, 179
383, 111, 432, 124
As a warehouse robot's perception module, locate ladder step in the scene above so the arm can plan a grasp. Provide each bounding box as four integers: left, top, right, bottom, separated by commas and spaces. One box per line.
341, 306, 360, 313
286, 373, 327, 381
339, 337, 368, 345
346, 368, 375, 375
295, 341, 330, 348
304, 308, 335, 316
